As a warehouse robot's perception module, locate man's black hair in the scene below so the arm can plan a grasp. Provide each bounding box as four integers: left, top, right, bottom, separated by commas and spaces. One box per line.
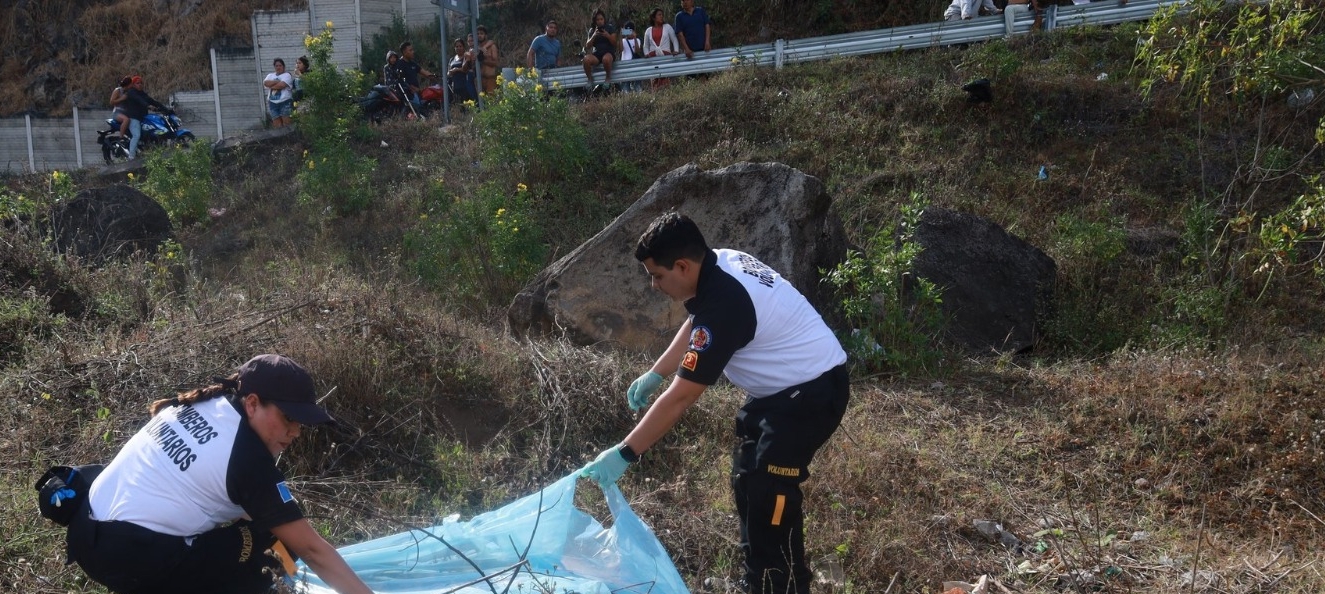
398, 41, 413, 54
635, 212, 709, 268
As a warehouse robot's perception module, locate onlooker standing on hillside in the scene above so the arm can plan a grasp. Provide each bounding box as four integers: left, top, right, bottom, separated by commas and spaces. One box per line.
292, 55, 310, 103
527, 19, 562, 71
448, 38, 478, 105
263, 58, 295, 128
122, 75, 169, 159
582, 9, 617, 90
674, 0, 711, 60
579, 212, 850, 594
643, 7, 680, 89
476, 26, 500, 95
618, 21, 642, 93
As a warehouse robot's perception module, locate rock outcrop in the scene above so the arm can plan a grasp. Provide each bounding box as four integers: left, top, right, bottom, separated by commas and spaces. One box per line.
509, 162, 850, 353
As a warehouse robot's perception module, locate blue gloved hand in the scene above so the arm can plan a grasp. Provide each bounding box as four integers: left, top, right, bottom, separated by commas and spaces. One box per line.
580, 446, 632, 487
627, 371, 664, 411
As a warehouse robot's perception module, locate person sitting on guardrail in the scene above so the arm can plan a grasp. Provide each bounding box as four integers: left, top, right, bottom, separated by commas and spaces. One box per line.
944, 0, 1000, 21
643, 8, 680, 89
1004, 0, 1042, 33
674, 0, 711, 60
582, 9, 617, 92
527, 19, 562, 71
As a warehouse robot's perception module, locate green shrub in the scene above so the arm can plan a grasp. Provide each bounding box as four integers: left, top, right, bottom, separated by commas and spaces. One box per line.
475, 70, 590, 182
405, 180, 546, 310
139, 142, 213, 226
823, 193, 946, 376
297, 24, 377, 217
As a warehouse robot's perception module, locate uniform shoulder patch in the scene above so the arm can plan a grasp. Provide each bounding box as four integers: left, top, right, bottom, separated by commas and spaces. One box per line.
689, 325, 713, 352
276, 481, 295, 503
681, 350, 699, 372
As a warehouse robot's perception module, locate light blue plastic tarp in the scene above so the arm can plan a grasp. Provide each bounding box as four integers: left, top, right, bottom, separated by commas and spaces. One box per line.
297, 473, 691, 594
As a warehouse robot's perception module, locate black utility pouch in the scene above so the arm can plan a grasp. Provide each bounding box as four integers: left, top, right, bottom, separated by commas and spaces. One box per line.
35, 464, 105, 526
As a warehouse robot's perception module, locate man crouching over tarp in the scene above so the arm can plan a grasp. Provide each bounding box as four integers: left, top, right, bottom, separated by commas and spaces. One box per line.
581, 212, 851, 594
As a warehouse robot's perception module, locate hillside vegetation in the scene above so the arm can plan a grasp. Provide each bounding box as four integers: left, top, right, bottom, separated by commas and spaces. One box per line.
3, 2, 1325, 593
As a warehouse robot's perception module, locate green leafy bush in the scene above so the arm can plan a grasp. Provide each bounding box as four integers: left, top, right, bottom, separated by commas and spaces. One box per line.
298, 23, 376, 216
475, 69, 590, 182
406, 180, 546, 310
823, 194, 946, 376
139, 142, 214, 226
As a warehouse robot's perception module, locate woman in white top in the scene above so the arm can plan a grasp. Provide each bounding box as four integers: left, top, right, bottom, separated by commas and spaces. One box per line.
642, 8, 680, 89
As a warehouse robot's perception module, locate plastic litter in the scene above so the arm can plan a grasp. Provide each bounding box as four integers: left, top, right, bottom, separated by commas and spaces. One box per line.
297, 473, 690, 593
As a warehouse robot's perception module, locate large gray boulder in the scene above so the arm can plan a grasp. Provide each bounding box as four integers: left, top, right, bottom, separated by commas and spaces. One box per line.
508, 162, 850, 353
912, 207, 1056, 354
51, 184, 173, 263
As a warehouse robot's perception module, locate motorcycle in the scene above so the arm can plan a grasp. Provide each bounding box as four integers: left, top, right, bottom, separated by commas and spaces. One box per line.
98, 109, 195, 165
358, 80, 426, 123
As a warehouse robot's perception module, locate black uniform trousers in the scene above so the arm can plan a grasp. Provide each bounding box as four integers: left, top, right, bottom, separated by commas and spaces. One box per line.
67, 505, 283, 594
732, 364, 849, 594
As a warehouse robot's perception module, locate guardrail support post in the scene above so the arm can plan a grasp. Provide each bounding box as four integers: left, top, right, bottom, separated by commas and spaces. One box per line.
74, 107, 83, 168
25, 113, 35, 173
774, 39, 785, 69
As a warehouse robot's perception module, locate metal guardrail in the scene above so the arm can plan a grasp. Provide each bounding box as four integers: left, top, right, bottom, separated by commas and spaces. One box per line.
537, 0, 1179, 90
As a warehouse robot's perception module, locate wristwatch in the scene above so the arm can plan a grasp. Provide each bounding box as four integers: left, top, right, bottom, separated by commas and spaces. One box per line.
618, 443, 641, 463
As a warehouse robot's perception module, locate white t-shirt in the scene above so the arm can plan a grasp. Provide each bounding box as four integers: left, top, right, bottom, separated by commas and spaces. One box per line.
88, 396, 303, 539
678, 249, 847, 397
264, 72, 294, 102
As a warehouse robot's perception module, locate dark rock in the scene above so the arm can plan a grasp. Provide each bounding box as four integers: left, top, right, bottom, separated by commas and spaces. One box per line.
912, 207, 1056, 354
51, 185, 174, 263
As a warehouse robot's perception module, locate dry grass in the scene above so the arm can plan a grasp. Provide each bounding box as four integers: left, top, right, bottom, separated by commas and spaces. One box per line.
0, 0, 304, 116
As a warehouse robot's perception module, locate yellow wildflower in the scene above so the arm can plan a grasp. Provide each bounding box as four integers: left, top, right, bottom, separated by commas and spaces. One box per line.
325, 20, 333, 28
517, 183, 528, 193
308, 160, 315, 169
496, 208, 507, 217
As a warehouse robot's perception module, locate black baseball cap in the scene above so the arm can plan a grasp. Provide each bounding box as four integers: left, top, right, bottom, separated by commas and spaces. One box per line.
236, 354, 334, 425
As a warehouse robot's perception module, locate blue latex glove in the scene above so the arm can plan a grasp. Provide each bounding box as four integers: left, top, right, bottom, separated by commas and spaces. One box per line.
580, 446, 631, 487
627, 371, 664, 411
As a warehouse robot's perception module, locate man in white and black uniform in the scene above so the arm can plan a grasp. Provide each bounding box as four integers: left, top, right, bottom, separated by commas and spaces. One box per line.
581, 212, 850, 594
67, 355, 374, 594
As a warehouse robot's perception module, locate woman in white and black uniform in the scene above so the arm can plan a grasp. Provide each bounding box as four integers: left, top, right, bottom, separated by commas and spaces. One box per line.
581, 212, 850, 594
68, 355, 373, 594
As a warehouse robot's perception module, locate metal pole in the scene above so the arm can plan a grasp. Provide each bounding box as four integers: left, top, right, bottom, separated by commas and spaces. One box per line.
211, 47, 225, 139
440, 10, 450, 123
471, 0, 482, 112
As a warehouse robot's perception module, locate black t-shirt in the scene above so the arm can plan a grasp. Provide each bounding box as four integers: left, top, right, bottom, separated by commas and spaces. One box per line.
396, 58, 422, 88
591, 24, 618, 56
